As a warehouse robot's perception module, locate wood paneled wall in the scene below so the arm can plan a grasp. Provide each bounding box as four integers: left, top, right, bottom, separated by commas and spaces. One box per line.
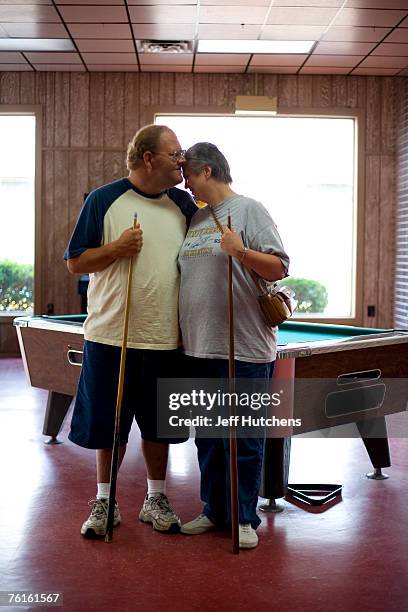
0, 71, 406, 353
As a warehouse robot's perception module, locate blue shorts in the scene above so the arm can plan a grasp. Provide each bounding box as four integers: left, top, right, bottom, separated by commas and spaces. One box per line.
68, 340, 188, 449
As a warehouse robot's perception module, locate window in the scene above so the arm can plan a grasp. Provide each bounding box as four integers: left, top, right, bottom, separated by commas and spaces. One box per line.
0, 114, 36, 314
156, 114, 358, 321
395, 81, 408, 329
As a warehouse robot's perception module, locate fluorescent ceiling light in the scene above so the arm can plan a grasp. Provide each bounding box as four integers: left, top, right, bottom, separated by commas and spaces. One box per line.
198, 40, 314, 54
235, 96, 277, 115
0, 39, 75, 52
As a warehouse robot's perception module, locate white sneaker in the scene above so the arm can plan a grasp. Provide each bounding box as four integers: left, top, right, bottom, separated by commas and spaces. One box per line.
80, 498, 121, 538
181, 514, 216, 535
239, 524, 258, 549
139, 493, 181, 533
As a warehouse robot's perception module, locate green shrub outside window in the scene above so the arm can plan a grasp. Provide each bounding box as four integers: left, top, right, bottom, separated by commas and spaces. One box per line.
280, 277, 328, 314
0, 260, 33, 312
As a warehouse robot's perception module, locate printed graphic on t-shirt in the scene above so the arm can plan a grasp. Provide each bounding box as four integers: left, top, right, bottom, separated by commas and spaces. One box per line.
180, 224, 221, 258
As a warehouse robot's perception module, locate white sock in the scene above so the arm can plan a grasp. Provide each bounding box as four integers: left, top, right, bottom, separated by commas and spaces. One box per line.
147, 479, 165, 498
97, 482, 110, 500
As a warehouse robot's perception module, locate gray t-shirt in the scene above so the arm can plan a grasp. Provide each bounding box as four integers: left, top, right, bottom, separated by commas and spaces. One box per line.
179, 194, 289, 363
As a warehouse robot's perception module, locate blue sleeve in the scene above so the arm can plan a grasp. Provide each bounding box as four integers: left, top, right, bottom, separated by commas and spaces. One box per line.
64, 178, 129, 260
64, 191, 104, 260
167, 187, 197, 228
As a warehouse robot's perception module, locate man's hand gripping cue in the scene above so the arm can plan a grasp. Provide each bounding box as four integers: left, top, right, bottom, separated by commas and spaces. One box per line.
114, 224, 143, 258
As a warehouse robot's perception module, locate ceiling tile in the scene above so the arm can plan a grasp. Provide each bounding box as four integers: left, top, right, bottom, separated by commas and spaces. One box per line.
300, 66, 351, 74
0, 0, 51, 4
305, 54, 364, 66
129, 0, 197, 3
0, 4, 60, 21
250, 54, 307, 66
194, 65, 245, 73
267, 7, 339, 26
346, 0, 408, 7
201, 0, 269, 5
247, 65, 298, 73
199, 5, 268, 24
139, 53, 192, 64
333, 9, 407, 27
372, 42, 408, 55
314, 41, 376, 54
358, 55, 408, 68
0, 51, 27, 62
352, 66, 401, 75
274, 0, 343, 5
87, 64, 139, 71
1, 23, 68, 37
76, 39, 134, 53
59, 5, 128, 23
34, 63, 85, 70
322, 26, 391, 42
25, 51, 81, 62
198, 24, 261, 38
132, 23, 196, 38
260, 25, 326, 40
82, 52, 137, 64
68, 24, 132, 38
140, 64, 191, 71
0, 63, 33, 70
129, 5, 197, 23
385, 28, 408, 43
55, 0, 123, 3
195, 53, 250, 65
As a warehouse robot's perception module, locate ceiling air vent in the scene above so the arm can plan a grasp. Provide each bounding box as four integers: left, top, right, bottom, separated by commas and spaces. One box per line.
136, 40, 194, 54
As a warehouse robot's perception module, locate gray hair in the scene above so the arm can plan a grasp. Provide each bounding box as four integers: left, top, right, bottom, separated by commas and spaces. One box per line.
126, 124, 172, 170
184, 142, 232, 184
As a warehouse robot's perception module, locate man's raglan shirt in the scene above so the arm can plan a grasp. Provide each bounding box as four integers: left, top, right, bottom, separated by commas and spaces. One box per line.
64, 177, 196, 350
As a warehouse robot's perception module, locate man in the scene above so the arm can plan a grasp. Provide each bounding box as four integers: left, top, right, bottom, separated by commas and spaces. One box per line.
65, 124, 196, 538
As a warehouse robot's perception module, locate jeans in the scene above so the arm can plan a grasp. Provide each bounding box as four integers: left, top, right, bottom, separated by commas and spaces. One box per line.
187, 357, 274, 529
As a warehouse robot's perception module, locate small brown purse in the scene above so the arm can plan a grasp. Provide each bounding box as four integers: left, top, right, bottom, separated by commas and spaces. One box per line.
209, 207, 296, 327
253, 278, 296, 327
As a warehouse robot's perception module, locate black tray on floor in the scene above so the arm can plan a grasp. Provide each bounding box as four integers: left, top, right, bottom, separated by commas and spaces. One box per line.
286, 483, 343, 506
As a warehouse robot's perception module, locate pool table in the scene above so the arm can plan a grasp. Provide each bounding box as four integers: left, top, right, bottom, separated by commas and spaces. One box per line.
14, 316, 408, 493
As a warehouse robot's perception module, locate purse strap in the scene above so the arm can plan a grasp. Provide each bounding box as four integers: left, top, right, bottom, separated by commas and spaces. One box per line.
209, 206, 269, 297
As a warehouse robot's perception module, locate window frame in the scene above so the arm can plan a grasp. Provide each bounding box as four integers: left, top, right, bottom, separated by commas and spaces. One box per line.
0, 105, 43, 319
150, 105, 365, 325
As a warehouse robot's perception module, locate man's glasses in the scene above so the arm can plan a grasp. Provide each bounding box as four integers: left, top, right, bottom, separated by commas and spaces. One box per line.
153, 149, 186, 162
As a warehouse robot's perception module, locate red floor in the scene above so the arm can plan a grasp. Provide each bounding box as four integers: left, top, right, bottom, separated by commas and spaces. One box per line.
0, 358, 407, 612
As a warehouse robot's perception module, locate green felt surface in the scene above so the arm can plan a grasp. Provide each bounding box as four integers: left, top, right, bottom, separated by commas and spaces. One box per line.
277, 321, 388, 346
34, 316, 390, 345
40, 314, 87, 324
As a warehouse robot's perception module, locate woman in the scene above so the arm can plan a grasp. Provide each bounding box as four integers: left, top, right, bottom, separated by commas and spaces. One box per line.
178, 142, 290, 549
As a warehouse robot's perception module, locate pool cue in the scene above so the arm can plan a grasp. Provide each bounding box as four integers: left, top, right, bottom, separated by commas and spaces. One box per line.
227, 209, 239, 555
105, 212, 138, 543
